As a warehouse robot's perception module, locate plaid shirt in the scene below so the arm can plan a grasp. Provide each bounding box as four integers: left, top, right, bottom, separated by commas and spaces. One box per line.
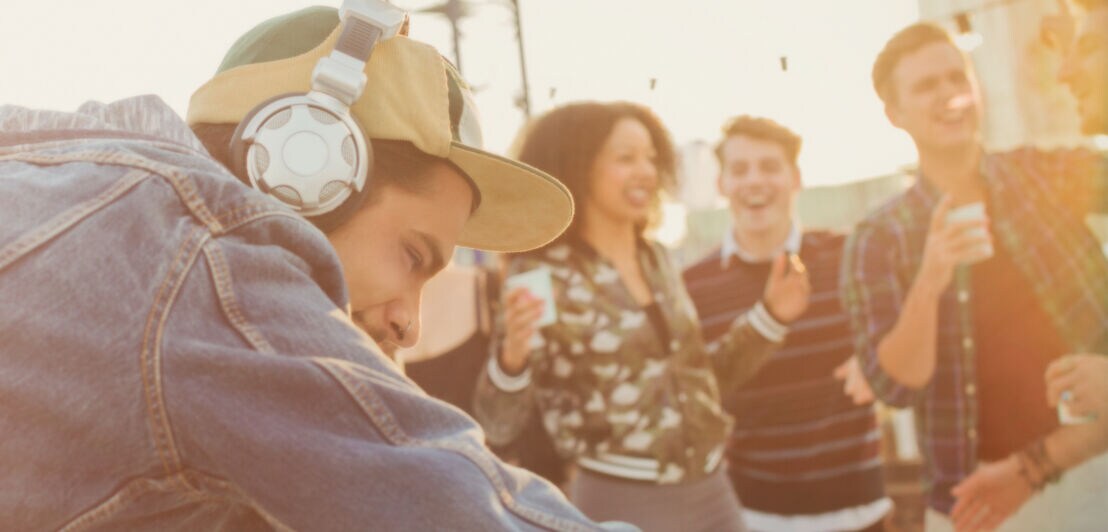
840, 147, 1108, 514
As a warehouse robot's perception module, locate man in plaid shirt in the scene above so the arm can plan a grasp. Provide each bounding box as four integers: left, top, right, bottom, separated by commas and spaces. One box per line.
840, 21, 1108, 532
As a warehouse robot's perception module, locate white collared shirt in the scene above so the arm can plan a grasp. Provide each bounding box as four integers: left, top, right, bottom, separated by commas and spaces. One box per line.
720, 221, 803, 268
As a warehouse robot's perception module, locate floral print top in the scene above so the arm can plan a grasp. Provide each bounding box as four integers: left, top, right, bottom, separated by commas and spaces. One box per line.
474, 236, 783, 484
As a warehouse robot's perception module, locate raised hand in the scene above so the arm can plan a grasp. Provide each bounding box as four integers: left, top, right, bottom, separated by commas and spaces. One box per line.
498, 286, 547, 375
833, 356, 875, 405
763, 252, 811, 324
918, 195, 993, 292
1045, 353, 1108, 420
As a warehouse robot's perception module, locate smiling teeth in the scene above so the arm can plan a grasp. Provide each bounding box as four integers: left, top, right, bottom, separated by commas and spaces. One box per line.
627, 187, 649, 200
948, 94, 973, 110
938, 109, 966, 123
743, 195, 770, 207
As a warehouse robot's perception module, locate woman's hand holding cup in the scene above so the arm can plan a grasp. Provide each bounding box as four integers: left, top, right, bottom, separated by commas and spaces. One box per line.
499, 287, 548, 375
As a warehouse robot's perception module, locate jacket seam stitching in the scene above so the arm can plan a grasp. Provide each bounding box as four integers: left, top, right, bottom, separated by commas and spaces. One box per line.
0, 168, 149, 274
314, 359, 590, 532
140, 225, 210, 491
201, 241, 276, 354
184, 471, 298, 532
211, 202, 294, 234
1, 151, 224, 232
0, 137, 207, 158
57, 473, 207, 531
218, 210, 313, 236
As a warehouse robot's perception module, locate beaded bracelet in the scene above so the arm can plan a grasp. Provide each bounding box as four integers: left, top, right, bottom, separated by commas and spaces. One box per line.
1015, 438, 1063, 491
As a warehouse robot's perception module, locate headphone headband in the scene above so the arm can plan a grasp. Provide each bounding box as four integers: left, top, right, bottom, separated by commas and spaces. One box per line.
230, 0, 406, 229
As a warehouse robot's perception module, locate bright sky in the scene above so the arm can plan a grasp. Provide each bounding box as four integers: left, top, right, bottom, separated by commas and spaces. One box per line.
0, 0, 921, 186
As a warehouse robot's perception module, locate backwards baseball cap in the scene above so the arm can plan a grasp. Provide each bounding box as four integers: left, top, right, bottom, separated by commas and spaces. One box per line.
187, 6, 572, 253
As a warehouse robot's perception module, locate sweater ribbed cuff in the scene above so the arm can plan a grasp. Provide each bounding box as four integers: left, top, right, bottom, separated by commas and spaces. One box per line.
749, 301, 788, 343
487, 353, 532, 393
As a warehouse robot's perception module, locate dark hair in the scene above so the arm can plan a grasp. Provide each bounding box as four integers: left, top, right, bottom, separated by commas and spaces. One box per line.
872, 23, 957, 104
513, 101, 676, 246
714, 115, 802, 169
191, 123, 477, 231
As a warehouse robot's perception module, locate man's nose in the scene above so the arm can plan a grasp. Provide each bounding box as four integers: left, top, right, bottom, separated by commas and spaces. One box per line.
637, 158, 658, 182
388, 293, 422, 348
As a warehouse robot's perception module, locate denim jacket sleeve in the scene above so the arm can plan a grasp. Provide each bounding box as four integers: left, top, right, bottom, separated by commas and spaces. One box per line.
161, 216, 626, 532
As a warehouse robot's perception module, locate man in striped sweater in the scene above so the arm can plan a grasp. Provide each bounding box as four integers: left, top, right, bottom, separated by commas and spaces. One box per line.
683, 116, 891, 531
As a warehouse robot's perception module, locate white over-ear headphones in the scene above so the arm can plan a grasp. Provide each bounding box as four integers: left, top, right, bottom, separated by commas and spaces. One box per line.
230, 0, 405, 227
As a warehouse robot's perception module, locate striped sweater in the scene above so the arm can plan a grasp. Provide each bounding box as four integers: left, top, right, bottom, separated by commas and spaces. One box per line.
683, 231, 886, 517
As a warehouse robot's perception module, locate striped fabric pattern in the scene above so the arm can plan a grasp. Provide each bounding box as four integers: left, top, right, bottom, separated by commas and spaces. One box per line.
839, 148, 1108, 514
683, 231, 886, 516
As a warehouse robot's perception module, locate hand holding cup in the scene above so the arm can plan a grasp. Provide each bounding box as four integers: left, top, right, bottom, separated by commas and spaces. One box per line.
499, 268, 557, 374
919, 196, 994, 291
1045, 353, 1107, 424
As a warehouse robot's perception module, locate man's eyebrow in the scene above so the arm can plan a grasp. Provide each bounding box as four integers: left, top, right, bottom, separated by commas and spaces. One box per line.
416, 230, 447, 275
912, 74, 938, 90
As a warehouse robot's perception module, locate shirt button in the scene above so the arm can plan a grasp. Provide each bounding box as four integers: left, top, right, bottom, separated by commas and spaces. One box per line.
963, 338, 974, 350
968, 428, 977, 440
965, 384, 976, 396
958, 290, 969, 303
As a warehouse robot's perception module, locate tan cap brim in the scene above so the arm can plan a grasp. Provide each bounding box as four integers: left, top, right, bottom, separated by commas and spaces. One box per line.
449, 143, 572, 253
189, 25, 573, 254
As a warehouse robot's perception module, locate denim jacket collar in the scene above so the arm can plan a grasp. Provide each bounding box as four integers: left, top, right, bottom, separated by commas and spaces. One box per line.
0, 95, 207, 154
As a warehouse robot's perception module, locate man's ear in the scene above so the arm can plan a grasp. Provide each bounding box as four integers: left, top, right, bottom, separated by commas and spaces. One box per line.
792, 167, 803, 191
716, 172, 727, 197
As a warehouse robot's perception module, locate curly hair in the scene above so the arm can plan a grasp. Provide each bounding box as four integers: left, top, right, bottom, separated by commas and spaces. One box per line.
513, 101, 676, 246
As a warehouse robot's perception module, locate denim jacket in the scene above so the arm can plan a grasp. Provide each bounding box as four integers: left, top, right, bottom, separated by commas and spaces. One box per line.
0, 96, 629, 532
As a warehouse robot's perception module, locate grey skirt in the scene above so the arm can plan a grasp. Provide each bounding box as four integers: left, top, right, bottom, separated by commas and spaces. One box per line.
569, 467, 747, 532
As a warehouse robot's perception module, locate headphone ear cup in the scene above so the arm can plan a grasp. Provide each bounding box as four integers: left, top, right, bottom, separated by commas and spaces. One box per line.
310, 127, 374, 233
227, 92, 303, 187
228, 92, 375, 234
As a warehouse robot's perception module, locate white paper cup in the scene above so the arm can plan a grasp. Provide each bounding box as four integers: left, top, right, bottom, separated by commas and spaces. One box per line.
1058, 393, 1097, 425
945, 202, 994, 264
506, 267, 558, 348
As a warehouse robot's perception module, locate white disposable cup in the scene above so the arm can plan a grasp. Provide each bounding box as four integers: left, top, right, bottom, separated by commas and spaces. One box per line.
506, 267, 558, 348
1058, 396, 1097, 425
945, 202, 994, 264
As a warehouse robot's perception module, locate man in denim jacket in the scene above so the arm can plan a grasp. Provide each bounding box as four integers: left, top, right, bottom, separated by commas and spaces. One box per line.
0, 5, 623, 531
